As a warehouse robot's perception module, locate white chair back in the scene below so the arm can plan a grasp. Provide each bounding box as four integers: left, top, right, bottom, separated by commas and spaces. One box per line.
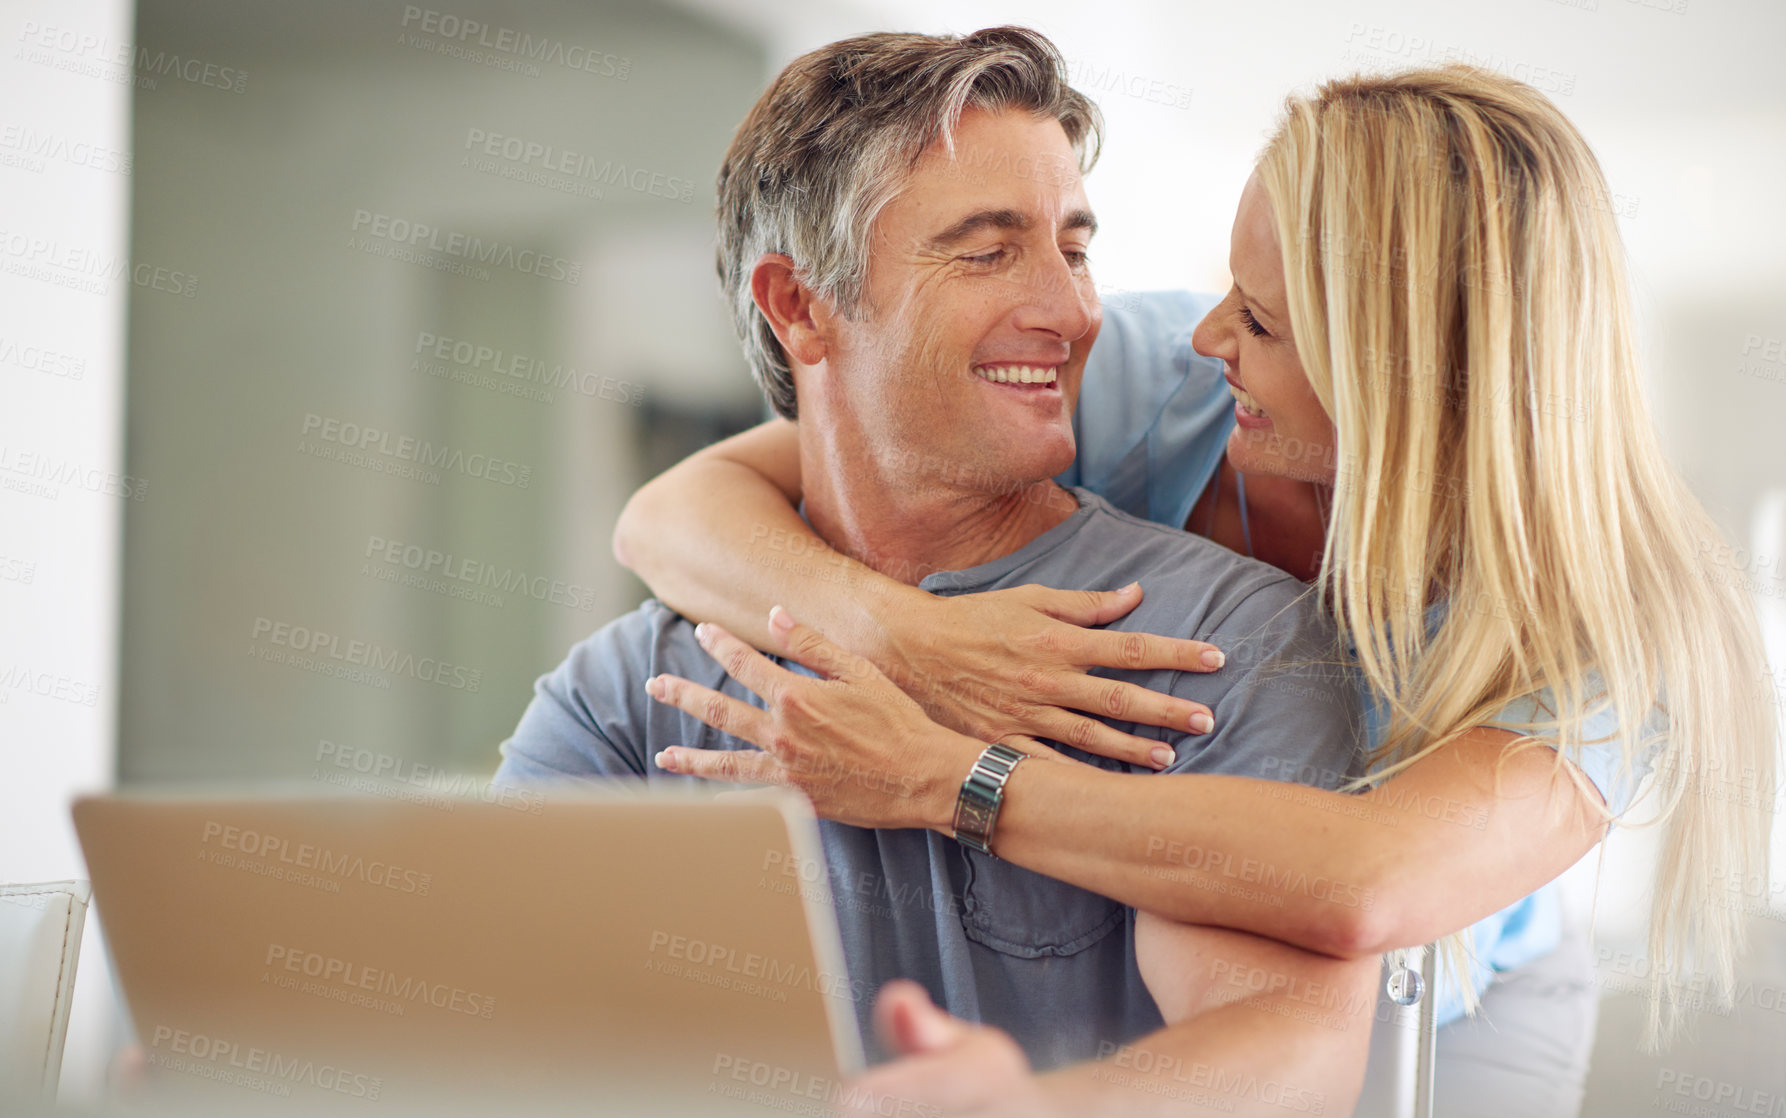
0, 880, 91, 1102
1354, 945, 1439, 1118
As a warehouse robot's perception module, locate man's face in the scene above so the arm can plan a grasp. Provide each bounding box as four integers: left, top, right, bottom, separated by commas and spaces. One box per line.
824, 107, 1101, 493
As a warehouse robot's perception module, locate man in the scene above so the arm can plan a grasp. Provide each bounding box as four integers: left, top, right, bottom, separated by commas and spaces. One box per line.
497, 27, 1378, 1114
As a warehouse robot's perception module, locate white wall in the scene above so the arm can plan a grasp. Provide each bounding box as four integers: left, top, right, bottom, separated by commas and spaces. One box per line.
117, 0, 764, 784
0, 0, 133, 1103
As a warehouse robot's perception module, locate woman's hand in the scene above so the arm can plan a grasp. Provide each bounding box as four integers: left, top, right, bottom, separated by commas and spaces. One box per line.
839, 980, 1053, 1118
870, 582, 1223, 770
647, 606, 1064, 830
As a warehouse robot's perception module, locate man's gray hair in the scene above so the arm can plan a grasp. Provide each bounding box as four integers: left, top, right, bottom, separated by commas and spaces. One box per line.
716, 26, 1102, 419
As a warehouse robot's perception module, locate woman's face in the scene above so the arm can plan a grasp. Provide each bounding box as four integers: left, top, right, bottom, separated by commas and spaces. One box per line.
1191, 173, 1339, 485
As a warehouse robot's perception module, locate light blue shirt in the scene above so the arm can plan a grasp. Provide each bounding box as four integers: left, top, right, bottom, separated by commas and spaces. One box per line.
1061, 291, 1663, 1025
1057, 290, 1235, 532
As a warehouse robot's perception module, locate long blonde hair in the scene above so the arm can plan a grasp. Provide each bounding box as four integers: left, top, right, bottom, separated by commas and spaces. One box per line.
1256, 65, 1777, 1042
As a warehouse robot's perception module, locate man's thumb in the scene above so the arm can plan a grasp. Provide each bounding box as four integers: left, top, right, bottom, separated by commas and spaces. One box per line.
876, 980, 962, 1055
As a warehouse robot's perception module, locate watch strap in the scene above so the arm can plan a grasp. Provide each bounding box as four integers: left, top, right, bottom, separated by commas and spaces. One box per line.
952, 742, 1028, 856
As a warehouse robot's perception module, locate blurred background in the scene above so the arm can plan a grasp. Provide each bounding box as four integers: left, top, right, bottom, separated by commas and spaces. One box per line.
3, 0, 1783, 1110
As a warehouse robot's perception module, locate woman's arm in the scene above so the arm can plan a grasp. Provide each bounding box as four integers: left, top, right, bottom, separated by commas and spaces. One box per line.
614, 420, 1229, 768
989, 727, 1606, 959
612, 418, 864, 651
651, 614, 1608, 960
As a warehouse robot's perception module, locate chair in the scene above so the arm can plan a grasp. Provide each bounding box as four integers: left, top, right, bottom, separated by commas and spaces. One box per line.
1355, 944, 1439, 1118
0, 880, 91, 1102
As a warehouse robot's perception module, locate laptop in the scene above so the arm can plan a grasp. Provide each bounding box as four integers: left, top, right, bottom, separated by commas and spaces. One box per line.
73, 785, 865, 1116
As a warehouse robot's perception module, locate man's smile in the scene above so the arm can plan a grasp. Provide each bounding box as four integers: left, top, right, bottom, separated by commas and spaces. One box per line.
971, 362, 1061, 388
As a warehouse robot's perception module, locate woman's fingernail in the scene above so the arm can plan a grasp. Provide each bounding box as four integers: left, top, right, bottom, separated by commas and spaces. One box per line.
654, 749, 674, 770
1201, 649, 1225, 670
645, 676, 661, 698
1119, 582, 1140, 593
1150, 745, 1174, 769
694, 622, 711, 643
1190, 712, 1214, 734
768, 605, 793, 633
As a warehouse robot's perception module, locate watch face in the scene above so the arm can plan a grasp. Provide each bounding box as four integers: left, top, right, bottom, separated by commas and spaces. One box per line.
957, 800, 996, 837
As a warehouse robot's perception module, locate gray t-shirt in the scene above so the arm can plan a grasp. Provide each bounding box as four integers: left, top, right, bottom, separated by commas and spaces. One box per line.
494, 487, 1366, 1071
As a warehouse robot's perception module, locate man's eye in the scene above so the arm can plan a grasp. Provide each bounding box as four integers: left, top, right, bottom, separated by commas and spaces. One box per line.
961, 249, 1006, 267
1062, 249, 1091, 269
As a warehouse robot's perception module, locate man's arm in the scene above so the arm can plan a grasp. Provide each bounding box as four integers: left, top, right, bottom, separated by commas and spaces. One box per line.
847, 916, 1378, 1117
1041, 916, 1376, 1116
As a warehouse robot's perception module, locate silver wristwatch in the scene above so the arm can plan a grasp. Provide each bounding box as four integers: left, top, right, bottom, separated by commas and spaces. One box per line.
952, 743, 1028, 856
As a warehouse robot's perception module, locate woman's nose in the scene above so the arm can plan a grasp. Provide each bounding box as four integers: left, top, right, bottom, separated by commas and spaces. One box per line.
1191, 298, 1236, 363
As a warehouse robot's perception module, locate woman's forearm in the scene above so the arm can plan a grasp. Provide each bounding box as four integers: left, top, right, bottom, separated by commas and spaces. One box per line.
620, 425, 1230, 761
613, 419, 920, 656
976, 727, 1605, 958
625, 439, 1606, 954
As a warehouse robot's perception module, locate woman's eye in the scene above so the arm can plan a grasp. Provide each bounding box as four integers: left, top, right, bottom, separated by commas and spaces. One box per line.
1238, 304, 1270, 338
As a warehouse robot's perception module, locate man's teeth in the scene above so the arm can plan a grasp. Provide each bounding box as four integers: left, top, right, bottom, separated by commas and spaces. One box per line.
1230, 383, 1267, 418
973, 364, 1058, 385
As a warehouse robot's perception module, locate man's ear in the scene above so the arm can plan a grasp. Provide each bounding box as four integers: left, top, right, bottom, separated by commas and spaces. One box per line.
750, 254, 831, 368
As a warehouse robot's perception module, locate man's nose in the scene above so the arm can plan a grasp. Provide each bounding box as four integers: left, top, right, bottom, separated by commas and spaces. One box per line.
1011, 251, 1094, 341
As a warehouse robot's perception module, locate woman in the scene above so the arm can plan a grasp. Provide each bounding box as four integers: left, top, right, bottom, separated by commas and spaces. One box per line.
621, 66, 1775, 1114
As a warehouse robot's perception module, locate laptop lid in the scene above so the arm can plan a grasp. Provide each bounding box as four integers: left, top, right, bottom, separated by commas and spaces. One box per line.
73, 786, 865, 1115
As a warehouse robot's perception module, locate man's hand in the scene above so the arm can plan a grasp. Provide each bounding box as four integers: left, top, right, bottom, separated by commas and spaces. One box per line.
839, 981, 1052, 1118
648, 606, 1021, 830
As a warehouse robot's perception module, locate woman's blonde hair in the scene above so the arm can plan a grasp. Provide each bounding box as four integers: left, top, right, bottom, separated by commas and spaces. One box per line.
1256, 65, 1777, 1042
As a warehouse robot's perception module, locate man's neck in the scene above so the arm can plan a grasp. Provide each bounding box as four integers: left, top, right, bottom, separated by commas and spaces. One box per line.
799, 439, 1079, 587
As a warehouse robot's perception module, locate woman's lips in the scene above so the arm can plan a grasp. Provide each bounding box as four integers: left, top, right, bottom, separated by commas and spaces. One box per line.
1234, 400, 1273, 429
1227, 377, 1271, 427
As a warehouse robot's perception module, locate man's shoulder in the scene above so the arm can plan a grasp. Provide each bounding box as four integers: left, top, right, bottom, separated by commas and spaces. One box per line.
1067, 490, 1311, 613
1028, 491, 1358, 779
557, 598, 718, 685
575, 596, 687, 644
499, 599, 741, 779
1032, 492, 1339, 681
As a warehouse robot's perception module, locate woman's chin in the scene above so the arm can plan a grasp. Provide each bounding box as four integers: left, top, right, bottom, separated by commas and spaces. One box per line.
1225, 429, 1337, 485
1225, 429, 1286, 480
